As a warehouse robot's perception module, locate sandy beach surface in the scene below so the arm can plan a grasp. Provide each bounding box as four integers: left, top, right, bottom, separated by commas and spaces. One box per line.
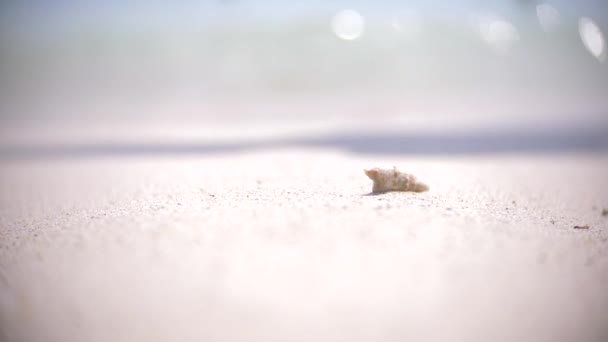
3, 1, 608, 340
1, 148, 607, 342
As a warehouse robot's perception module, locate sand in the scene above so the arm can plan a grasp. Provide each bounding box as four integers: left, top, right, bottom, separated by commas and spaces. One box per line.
1, 150, 608, 342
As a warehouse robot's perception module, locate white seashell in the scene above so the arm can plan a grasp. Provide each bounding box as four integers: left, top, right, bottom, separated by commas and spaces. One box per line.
364, 167, 429, 193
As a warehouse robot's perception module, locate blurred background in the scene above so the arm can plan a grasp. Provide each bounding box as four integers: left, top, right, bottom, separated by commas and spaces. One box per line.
0, 0, 607, 150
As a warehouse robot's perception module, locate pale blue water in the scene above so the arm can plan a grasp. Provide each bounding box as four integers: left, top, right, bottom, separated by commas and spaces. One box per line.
0, 1, 606, 126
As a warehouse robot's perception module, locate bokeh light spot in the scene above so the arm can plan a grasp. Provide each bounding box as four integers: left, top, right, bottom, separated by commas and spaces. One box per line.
392, 10, 422, 40
478, 18, 519, 54
536, 4, 560, 32
579, 17, 606, 62
331, 9, 364, 41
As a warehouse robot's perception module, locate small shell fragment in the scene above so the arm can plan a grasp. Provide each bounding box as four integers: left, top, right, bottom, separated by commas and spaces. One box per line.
364, 167, 429, 193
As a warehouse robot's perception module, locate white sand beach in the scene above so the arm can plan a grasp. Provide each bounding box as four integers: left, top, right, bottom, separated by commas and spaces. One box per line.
1, 148, 607, 342
2, 1, 608, 341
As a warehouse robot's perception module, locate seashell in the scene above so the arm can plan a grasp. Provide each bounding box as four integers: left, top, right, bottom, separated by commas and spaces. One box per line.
364, 167, 429, 193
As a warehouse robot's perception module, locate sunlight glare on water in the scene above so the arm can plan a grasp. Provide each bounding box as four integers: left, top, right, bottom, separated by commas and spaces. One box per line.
578, 17, 606, 62
331, 9, 365, 41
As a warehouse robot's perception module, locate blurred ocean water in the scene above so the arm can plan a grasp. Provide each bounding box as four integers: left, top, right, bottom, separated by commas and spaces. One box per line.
0, 1, 606, 132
